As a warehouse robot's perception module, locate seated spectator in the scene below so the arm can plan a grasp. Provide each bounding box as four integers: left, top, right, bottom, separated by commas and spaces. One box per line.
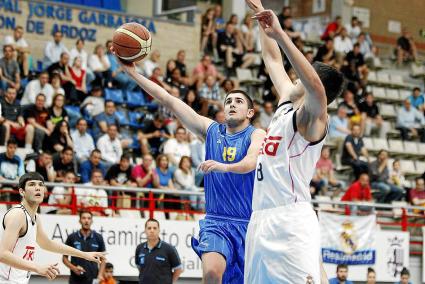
240, 13, 258, 53
79, 149, 106, 184
357, 32, 373, 58
341, 60, 363, 95
21, 71, 54, 107
259, 101, 274, 130
408, 87, 424, 112
341, 124, 369, 178
81, 86, 105, 118
321, 16, 342, 40
359, 92, 389, 138
24, 93, 50, 152
311, 146, 345, 196
50, 73, 65, 95
71, 118, 95, 163
282, 16, 302, 41
75, 169, 111, 216
132, 154, 159, 188
138, 113, 171, 157
163, 127, 191, 167
183, 89, 206, 114
47, 52, 77, 100
329, 264, 354, 284
2, 26, 30, 77
0, 138, 24, 181
44, 170, 75, 215
44, 120, 73, 153
198, 75, 222, 114
396, 99, 425, 142
214, 4, 225, 34
313, 38, 336, 65
0, 45, 21, 91
65, 56, 87, 104
338, 90, 362, 128
409, 177, 425, 210
142, 49, 160, 78
149, 66, 171, 93
396, 28, 417, 65
200, 8, 217, 54
369, 150, 404, 203
69, 39, 89, 73
92, 100, 120, 140
43, 31, 68, 67
97, 124, 122, 166
395, 267, 412, 284
175, 50, 189, 84
89, 44, 112, 88
25, 151, 56, 182
192, 55, 224, 89
106, 40, 137, 91
345, 16, 362, 42
165, 67, 189, 98
53, 147, 76, 181
0, 87, 34, 149
277, 6, 291, 28
174, 156, 204, 211
334, 27, 353, 55
329, 105, 351, 142
155, 154, 176, 219
47, 94, 68, 129
389, 159, 409, 189
346, 43, 368, 80
100, 262, 116, 284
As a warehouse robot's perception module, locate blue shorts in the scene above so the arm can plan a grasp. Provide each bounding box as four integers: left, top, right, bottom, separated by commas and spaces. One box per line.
191, 214, 249, 284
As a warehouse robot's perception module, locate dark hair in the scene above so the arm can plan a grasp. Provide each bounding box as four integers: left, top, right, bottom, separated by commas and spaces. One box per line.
76, 38, 84, 45
91, 149, 102, 156
91, 168, 104, 177
225, 89, 253, 109
64, 170, 76, 178
79, 210, 93, 218
120, 153, 131, 162
178, 156, 193, 174
62, 146, 73, 154
156, 154, 169, 169
76, 118, 87, 125
19, 172, 45, 190
105, 262, 114, 270
104, 100, 115, 107
367, 267, 375, 274
312, 62, 345, 105
413, 87, 421, 92
400, 267, 410, 276
377, 149, 387, 156
352, 16, 358, 21
15, 26, 23, 31
336, 264, 348, 271
36, 93, 46, 100
353, 42, 360, 48
145, 218, 160, 228
7, 138, 17, 146
3, 44, 13, 52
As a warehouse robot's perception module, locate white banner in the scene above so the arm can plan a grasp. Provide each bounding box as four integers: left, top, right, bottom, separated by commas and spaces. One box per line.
320, 212, 377, 265
34, 214, 202, 278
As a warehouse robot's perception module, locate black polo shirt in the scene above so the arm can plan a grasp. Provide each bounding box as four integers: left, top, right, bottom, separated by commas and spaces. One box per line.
1, 97, 22, 122
135, 239, 182, 284
65, 230, 106, 284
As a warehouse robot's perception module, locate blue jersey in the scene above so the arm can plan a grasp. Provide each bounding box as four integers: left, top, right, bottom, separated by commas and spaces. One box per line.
204, 122, 256, 220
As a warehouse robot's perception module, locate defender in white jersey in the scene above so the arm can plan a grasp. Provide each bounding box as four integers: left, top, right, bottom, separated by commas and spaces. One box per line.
0, 172, 105, 284
244, 1, 345, 283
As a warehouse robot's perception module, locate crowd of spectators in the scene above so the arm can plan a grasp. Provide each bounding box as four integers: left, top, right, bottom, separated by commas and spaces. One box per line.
0, 3, 424, 218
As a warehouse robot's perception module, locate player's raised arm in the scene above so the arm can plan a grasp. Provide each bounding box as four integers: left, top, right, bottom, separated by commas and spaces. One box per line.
114, 51, 213, 137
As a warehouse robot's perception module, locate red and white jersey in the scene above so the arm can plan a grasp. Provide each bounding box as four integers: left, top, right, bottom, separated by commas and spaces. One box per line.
252, 101, 326, 211
0, 205, 37, 284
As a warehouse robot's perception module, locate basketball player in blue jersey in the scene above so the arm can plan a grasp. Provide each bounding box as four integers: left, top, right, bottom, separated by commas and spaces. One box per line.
114, 51, 266, 283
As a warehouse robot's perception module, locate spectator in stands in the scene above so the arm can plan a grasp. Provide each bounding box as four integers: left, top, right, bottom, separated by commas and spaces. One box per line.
2, 26, 30, 77
198, 75, 222, 114
0, 87, 34, 149
0, 45, 21, 91
163, 127, 191, 167
89, 44, 112, 88
44, 120, 73, 153
408, 87, 424, 112
43, 31, 68, 67
396, 267, 412, 284
132, 152, 159, 188
313, 38, 336, 65
321, 16, 343, 40
53, 146, 76, 181
369, 150, 404, 203
357, 32, 373, 59
175, 50, 188, 81
339, 90, 363, 127
190, 133, 206, 186
329, 264, 353, 284
334, 27, 353, 55
81, 86, 105, 118
24, 93, 50, 152
92, 100, 119, 140
66, 56, 87, 104
21, 71, 54, 106
46, 52, 76, 101
50, 73, 65, 95
258, 101, 274, 130
0, 138, 24, 182
396, 99, 425, 142
396, 28, 417, 66
359, 92, 390, 138
311, 146, 345, 196
97, 124, 122, 166
138, 113, 171, 157
72, 118, 95, 163
341, 124, 369, 178
47, 94, 68, 129
79, 149, 106, 184
277, 6, 291, 28
389, 159, 409, 189
345, 16, 362, 41
76, 169, 111, 216
282, 16, 302, 41
346, 43, 368, 80
174, 156, 204, 211
184, 89, 205, 114
44, 170, 75, 215
221, 78, 236, 95
214, 4, 225, 33
366, 267, 376, 284
25, 151, 56, 182
329, 105, 351, 141
200, 8, 217, 54
106, 40, 137, 91
142, 49, 160, 78
214, 110, 225, 124
100, 262, 116, 284
409, 177, 425, 209
240, 13, 258, 53
164, 67, 189, 98
70, 39, 89, 72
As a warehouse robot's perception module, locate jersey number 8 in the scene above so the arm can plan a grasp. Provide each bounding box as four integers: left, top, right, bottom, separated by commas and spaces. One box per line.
222, 147, 236, 162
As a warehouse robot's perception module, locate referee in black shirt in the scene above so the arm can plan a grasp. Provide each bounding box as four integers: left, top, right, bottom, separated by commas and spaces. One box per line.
63, 211, 106, 284
135, 218, 183, 284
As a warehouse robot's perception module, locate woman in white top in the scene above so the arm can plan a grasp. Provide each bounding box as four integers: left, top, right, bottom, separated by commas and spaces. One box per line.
174, 156, 204, 211
240, 13, 258, 52
89, 44, 112, 88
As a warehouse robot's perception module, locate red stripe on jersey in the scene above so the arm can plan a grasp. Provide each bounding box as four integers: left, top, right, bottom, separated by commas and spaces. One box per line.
25, 246, 35, 250
289, 144, 309, 159
287, 133, 296, 150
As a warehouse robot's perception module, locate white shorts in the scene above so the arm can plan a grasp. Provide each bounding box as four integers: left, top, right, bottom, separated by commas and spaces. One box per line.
244, 202, 320, 284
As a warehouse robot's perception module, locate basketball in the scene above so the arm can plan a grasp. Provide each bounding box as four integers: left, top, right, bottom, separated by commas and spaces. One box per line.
112, 22, 152, 63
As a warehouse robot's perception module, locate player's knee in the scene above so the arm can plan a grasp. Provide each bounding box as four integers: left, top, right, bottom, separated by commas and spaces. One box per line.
203, 268, 222, 284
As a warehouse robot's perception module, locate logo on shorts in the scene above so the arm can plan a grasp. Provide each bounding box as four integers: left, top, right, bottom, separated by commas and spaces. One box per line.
305, 275, 314, 284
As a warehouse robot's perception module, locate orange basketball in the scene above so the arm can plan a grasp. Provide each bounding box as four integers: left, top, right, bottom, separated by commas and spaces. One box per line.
112, 22, 152, 63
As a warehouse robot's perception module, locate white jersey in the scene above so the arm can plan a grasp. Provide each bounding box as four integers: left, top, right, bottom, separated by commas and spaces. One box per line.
0, 205, 38, 284
252, 101, 326, 210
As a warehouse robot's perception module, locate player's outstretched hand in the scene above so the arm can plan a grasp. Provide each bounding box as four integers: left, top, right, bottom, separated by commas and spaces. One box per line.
198, 160, 228, 174
245, 0, 264, 12
252, 10, 282, 40
36, 263, 60, 280
83, 251, 107, 264
109, 46, 136, 75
